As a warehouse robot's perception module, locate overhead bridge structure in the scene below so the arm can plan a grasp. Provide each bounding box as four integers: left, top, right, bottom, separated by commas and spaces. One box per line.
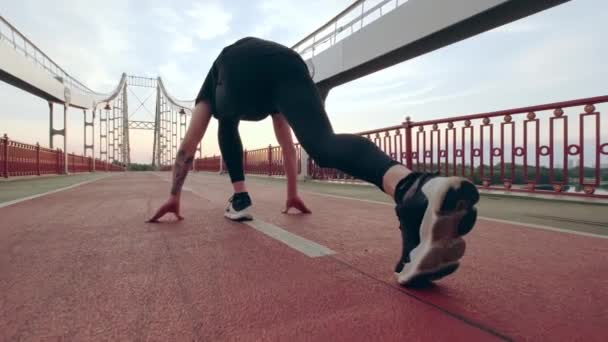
0, 15, 195, 169
293, 0, 568, 96
0, 0, 569, 169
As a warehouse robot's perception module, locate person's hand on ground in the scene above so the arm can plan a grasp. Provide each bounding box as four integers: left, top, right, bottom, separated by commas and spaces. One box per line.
282, 196, 312, 214
148, 195, 184, 222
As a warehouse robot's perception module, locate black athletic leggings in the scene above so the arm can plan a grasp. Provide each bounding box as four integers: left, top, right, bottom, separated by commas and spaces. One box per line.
217, 58, 399, 190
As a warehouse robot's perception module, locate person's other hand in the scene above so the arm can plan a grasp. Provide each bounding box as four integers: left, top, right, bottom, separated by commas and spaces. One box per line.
148, 195, 184, 222
282, 196, 312, 214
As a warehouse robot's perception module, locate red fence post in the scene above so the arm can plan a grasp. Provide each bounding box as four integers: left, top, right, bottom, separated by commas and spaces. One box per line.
403, 117, 413, 170
268, 145, 272, 176
36, 142, 41, 176
243, 149, 248, 175
2, 134, 8, 178
56, 149, 60, 174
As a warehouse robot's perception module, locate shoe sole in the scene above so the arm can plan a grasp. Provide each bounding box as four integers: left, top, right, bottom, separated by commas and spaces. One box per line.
224, 209, 253, 221
396, 177, 479, 286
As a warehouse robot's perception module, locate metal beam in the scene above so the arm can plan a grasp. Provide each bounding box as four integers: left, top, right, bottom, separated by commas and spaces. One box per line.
126, 75, 158, 88
129, 120, 156, 130
122, 85, 130, 165
84, 109, 94, 168
152, 83, 161, 167
297, 0, 570, 90
63, 103, 68, 174
48, 102, 53, 148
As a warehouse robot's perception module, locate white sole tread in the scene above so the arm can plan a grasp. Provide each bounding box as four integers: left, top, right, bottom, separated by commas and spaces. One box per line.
397, 177, 478, 285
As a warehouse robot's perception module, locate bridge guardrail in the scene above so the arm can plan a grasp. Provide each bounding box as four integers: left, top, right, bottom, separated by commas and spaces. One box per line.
0, 15, 99, 96
1, 134, 124, 178
292, 0, 406, 59
242, 145, 302, 177
194, 155, 222, 173
0, 16, 129, 106
402, 96, 608, 197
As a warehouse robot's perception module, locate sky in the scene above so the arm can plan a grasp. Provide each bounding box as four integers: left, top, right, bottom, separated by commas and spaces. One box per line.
1, 0, 607, 164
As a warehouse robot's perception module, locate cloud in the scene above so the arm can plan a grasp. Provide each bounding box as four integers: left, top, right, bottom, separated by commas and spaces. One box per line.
151, 3, 230, 54
489, 21, 545, 34
4, 0, 137, 93
252, 0, 353, 45
384, 83, 440, 105
508, 32, 601, 89
158, 61, 202, 101
159, 61, 188, 86
186, 2, 232, 40
150, 7, 181, 34
171, 36, 196, 54
396, 86, 487, 107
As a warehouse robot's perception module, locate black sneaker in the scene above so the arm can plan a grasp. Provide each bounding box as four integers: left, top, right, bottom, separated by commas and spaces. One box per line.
394, 173, 479, 286
224, 192, 253, 221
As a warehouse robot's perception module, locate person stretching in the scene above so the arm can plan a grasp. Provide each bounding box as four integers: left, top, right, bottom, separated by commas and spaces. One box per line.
148, 37, 479, 286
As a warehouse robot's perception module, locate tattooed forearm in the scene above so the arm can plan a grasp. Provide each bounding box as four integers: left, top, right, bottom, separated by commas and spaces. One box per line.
170, 149, 194, 195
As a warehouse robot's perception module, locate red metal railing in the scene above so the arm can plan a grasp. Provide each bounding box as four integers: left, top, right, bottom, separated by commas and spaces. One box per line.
243, 146, 269, 175
192, 96, 607, 198
406, 96, 608, 198
160, 155, 223, 172
243, 145, 289, 176
191, 145, 302, 176
0, 134, 124, 178
308, 125, 407, 182
95, 159, 124, 172
194, 155, 222, 172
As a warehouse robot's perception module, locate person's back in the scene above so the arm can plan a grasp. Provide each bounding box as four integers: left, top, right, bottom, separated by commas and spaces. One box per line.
209, 37, 310, 121
221, 37, 297, 60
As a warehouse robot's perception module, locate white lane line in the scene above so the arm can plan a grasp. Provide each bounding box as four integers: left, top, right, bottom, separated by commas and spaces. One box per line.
301, 190, 608, 240
157, 172, 608, 241
158, 174, 336, 258
302, 190, 390, 206
477, 216, 608, 240
0, 175, 112, 209
244, 219, 336, 258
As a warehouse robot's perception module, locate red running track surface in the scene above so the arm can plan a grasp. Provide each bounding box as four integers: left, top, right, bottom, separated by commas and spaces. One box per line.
0, 173, 606, 341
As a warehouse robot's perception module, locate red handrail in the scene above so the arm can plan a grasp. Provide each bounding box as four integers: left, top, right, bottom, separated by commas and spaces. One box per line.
0, 136, 124, 178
